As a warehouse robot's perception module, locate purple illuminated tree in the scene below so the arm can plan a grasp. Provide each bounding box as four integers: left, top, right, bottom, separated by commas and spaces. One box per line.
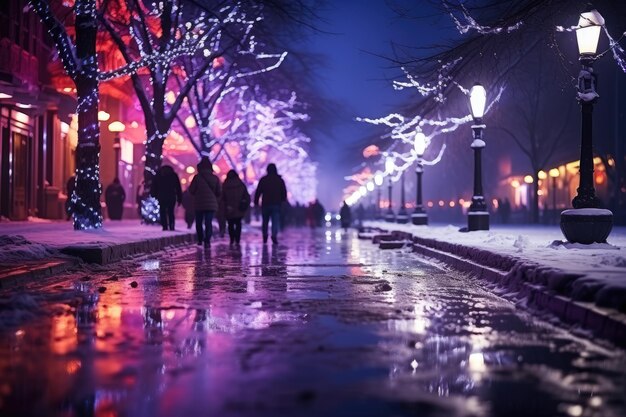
30, 0, 103, 230
98, 0, 268, 222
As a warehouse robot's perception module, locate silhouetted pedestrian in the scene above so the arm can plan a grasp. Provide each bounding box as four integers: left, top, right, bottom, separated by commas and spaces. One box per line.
339, 201, 352, 229
182, 188, 194, 229
152, 166, 182, 231
105, 178, 126, 220
222, 169, 250, 247
254, 163, 287, 244
313, 199, 325, 227
189, 157, 221, 247
502, 198, 511, 224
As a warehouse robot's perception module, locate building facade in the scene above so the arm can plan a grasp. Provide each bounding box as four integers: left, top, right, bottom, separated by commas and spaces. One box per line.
0, 0, 75, 220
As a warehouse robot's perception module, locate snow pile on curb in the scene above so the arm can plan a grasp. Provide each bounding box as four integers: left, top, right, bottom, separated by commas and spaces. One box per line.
0, 235, 64, 264
365, 221, 626, 312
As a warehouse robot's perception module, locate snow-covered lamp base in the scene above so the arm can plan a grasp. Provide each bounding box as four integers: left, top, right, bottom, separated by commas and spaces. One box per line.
468, 211, 489, 231
396, 214, 409, 224
385, 213, 396, 223
411, 212, 428, 225
560, 208, 613, 244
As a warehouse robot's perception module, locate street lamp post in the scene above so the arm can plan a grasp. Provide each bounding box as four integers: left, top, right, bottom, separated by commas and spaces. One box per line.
560, 8, 613, 244
412, 131, 428, 225
374, 172, 383, 219
396, 172, 409, 223
108, 121, 125, 179
385, 177, 395, 222
384, 159, 396, 222
467, 83, 489, 231
549, 168, 560, 224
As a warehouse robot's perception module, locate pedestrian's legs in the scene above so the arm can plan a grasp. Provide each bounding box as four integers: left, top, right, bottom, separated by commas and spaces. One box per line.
270, 205, 280, 240
160, 203, 169, 231
167, 203, 175, 230
203, 211, 214, 244
234, 217, 242, 244
227, 219, 236, 244
261, 207, 270, 243
195, 211, 204, 244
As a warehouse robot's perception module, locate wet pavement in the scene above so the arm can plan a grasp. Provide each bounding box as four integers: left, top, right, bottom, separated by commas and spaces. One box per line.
1, 227, 625, 417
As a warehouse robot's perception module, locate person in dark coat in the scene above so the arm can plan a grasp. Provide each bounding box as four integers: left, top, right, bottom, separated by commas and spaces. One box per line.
339, 201, 352, 230
151, 165, 182, 231
189, 157, 221, 247
254, 163, 287, 244
181, 188, 195, 229
221, 169, 250, 247
105, 178, 126, 220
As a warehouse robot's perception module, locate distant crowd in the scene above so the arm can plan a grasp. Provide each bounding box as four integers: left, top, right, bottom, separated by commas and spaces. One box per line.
80, 158, 335, 248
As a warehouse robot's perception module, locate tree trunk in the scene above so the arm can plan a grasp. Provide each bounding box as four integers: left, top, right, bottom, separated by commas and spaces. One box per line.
72, 0, 103, 230
532, 172, 539, 224
139, 125, 166, 223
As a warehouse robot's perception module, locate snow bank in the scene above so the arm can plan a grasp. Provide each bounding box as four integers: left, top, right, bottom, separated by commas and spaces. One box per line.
0, 220, 195, 266
365, 221, 626, 312
0, 235, 63, 263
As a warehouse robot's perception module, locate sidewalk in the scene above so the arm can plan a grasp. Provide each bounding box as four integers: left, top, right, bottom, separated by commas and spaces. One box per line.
364, 220, 626, 345
0, 220, 196, 286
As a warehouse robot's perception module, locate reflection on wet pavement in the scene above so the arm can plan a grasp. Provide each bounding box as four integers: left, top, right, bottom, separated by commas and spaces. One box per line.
1, 227, 625, 417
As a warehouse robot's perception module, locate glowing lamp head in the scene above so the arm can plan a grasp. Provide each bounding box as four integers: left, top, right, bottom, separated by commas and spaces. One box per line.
469, 83, 487, 120
549, 168, 560, 178
98, 111, 110, 122
374, 172, 384, 186
538, 170, 547, 180
524, 175, 534, 184
414, 131, 427, 157
366, 182, 374, 192
576, 8, 604, 56
359, 186, 367, 196
108, 121, 126, 133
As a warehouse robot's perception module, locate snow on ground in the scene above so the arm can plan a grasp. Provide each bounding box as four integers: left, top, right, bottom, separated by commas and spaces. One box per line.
0, 220, 194, 264
365, 220, 626, 311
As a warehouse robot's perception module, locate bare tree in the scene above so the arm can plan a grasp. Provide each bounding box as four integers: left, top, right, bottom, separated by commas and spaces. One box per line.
30, 0, 103, 229
98, 0, 264, 221
498, 51, 574, 222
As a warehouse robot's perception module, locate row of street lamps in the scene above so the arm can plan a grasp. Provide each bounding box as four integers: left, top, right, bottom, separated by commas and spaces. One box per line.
362, 7, 613, 243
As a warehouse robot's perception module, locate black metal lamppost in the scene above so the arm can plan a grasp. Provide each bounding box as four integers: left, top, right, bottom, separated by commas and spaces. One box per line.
412, 131, 428, 225
467, 83, 489, 231
108, 120, 125, 179
560, 8, 613, 244
396, 172, 409, 223
374, 172, 383, 219
549, 168, 560, 224
384, 158, 396, 222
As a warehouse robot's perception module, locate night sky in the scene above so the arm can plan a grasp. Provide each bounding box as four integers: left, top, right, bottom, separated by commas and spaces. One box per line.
302, 0, 454, 208
303, 1, 625, 212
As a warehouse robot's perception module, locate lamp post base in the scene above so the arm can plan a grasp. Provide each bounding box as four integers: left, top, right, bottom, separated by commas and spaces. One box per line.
396, 211, 409, 224
385, 212, 396, 223
560, 208, 613, 244
468, 211, 489, 231
411, 212, 428, 225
